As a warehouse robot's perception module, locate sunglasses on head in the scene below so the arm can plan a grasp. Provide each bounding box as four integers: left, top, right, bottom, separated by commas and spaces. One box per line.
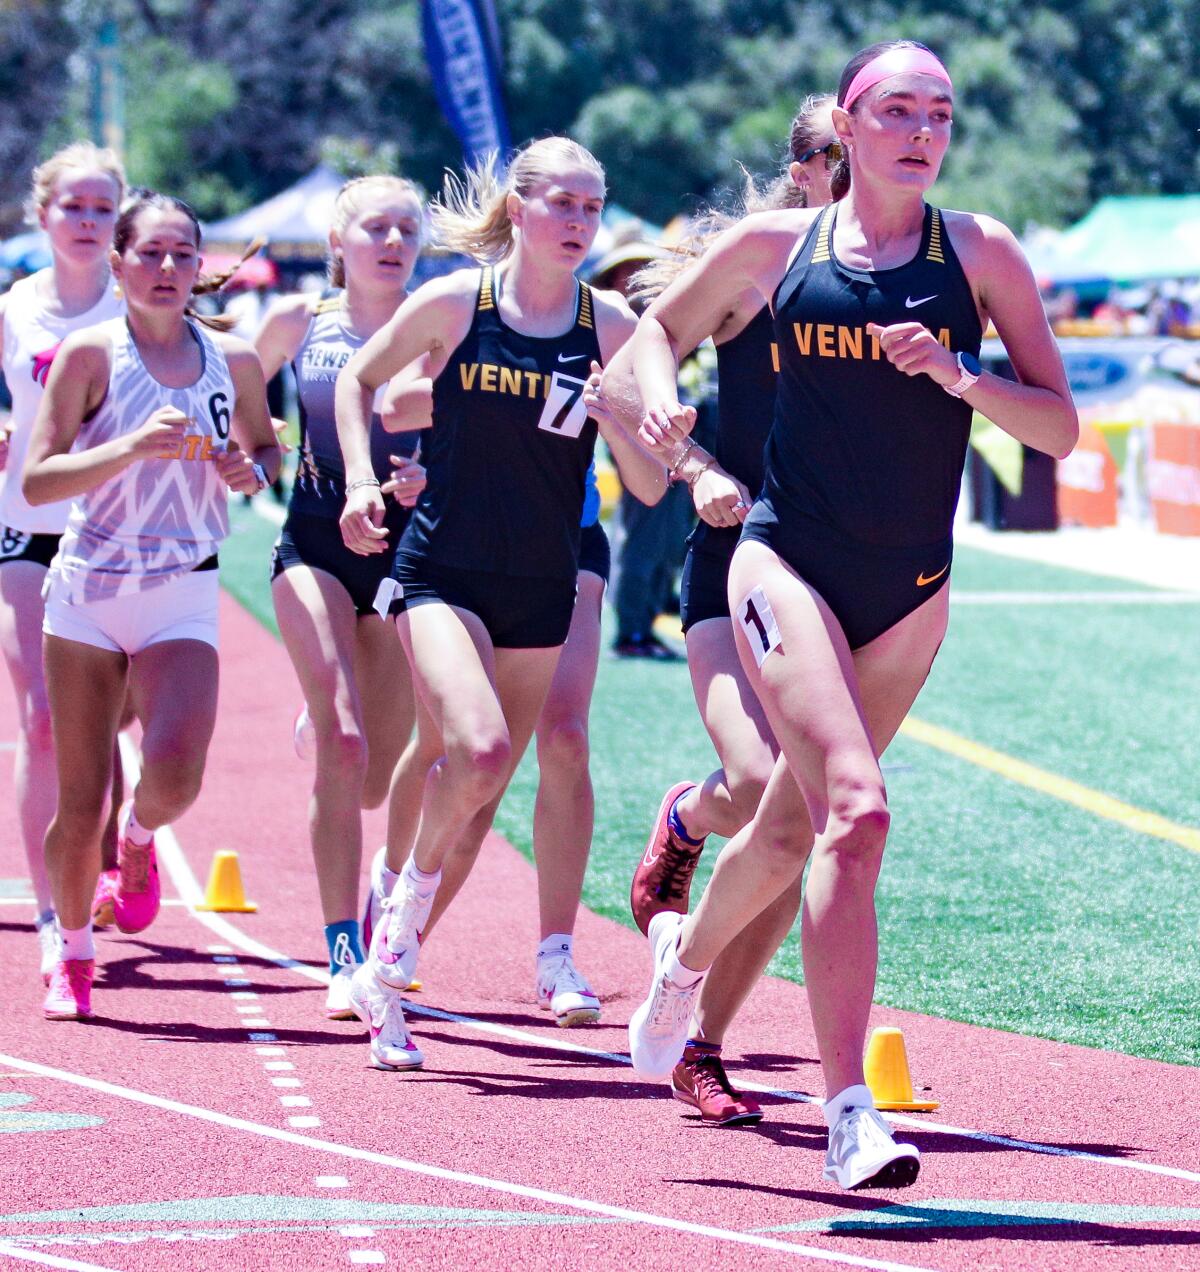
796, 140, 843, 165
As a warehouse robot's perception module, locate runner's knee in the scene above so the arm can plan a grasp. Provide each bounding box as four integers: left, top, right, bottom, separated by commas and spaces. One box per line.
448, 733, 511, 803
535, 715, 589, 784
823, 778, 890, 866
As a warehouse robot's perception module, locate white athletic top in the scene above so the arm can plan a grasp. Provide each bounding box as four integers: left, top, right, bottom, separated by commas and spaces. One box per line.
0, 270, 125, 534
48, 317, 235, 603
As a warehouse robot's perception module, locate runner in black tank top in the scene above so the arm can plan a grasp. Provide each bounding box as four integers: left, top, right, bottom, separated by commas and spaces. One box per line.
742, 201, 982, 648
391, 262, 601, 640
608, 41, 1075, 1190
679, 304, 776, 631
620, 101, 846, 1129
335, 137, 665, 1068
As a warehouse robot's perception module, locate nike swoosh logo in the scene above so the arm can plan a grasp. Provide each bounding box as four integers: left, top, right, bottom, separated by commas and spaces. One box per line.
916, 563, 950, 587
642, 847, 661, 868
557, 353, 588, 363
905, 294, 938, 309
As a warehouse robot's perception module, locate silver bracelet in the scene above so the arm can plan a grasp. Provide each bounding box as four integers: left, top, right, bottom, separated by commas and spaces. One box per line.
668, 440, 697, 482
345, 477, 382, 495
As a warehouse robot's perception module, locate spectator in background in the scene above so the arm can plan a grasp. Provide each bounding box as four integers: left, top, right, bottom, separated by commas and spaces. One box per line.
590, 229, 695, 660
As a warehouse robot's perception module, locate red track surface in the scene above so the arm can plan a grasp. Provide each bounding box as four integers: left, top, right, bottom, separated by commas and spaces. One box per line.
2, 594, 1199, 1270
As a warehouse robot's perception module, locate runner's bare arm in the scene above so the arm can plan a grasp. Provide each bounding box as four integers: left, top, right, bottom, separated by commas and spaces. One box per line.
335, 273, 473, 487
23, 331, 187, 504
253, 293, 314, 381
958, 214, 1077, 459
220, 339, 284, 491
379, 351, 444, 433
592, 291, 667, 505
601, 211, 813, 443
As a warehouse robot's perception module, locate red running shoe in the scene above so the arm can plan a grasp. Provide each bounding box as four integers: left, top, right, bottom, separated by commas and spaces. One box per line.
631, 782, 704, 936
113, 801, 161, 935
92, 868, 119, 930
43, 958, 95, 1021
672, 1050, 763, 1127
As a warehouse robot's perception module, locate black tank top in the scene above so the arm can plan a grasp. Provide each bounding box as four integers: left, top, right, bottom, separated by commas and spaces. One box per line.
400, 266, 602, 579
767, 203, 982, 547
691, 304, 779, 557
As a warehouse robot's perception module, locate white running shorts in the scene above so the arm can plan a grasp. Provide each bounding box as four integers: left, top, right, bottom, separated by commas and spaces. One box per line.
43, 566, 219, 655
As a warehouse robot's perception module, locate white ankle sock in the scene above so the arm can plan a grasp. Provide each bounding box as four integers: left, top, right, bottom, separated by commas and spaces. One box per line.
124, 806, 154, 846
537, 933, 573, 962
57, 923, 95, 963
402, 856, 440, 897
664, 939, 705, 988
823, 1083, 874, 1127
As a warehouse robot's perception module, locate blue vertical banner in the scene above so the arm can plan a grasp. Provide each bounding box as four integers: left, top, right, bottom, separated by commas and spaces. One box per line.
422, 0, 512, 171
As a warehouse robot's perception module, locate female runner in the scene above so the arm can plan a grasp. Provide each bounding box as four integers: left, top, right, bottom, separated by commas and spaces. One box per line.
336, 137, 663, 1069
254, 175, 426, 1019
0, 143, 127, 980
364, 457, 619, 1027
24, 191, 281, 1019
608, 41, 1076, 1188
614, 95, 843, 1124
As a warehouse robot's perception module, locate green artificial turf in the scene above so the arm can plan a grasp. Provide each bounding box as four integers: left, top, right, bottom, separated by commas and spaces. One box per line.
221, 506, 1200, 1067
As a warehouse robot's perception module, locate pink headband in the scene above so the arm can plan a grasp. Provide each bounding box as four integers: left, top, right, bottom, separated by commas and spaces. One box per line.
841, 48, 953, 112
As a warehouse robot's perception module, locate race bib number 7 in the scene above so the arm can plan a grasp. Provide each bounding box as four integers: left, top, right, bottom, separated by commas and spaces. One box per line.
737, 585, 783, 668
537, 372, 588, 439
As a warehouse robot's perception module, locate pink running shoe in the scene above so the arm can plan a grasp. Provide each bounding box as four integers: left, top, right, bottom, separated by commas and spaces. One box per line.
92, 869, 120, 930
113, 802, 161, 935
43, 958, 95, 1021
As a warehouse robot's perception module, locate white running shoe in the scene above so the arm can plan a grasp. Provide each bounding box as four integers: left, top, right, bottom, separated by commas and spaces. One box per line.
360, 847, 390, 953
536, 954, 601, 1027
293, 705, 315, 761
348, 963, 424, 1071
368, 879, 434, 991
822, 1087, 921, 1191
325, 964, 359, 1021
628, 911, 706, 1078
35, 914, 58, 986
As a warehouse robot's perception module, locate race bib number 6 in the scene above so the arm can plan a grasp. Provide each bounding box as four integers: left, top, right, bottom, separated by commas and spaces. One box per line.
537, 372, 588, 439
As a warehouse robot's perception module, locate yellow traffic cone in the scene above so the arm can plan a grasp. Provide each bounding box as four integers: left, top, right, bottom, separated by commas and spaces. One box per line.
195, 850, 257, 913
864, 1026, 939, 1111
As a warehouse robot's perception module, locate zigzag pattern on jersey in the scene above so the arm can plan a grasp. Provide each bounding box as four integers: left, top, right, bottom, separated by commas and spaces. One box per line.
52, 318, 233, 604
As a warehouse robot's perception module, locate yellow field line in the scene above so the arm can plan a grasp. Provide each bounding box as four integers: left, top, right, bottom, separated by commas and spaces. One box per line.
900, 716, 1200, 856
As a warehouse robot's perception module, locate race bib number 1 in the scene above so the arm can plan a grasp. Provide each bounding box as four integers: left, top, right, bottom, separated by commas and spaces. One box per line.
737, 585, 783, 668
537, 372, 588, 439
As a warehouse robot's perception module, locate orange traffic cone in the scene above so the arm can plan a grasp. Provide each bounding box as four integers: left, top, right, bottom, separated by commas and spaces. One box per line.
864, 1026, 939, 1111
195, 850, 257, 913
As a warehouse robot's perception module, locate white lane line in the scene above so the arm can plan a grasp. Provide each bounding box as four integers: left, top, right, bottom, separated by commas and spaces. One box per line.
347, 1255, 384, 1266
0, 1246, 122, 1272
951, 590, 1200, 605
127, 738, 1200, 1190
317, 1176, 350, 1188
0, 1052, 932, 1272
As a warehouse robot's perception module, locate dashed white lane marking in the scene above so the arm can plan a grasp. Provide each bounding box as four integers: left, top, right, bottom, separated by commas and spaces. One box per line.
0, 1246, 121, 1272
339, 1227, 374, 1238
348, 1254, 384, 1265
256, 1047, 286, 1056
122, 736, 1200, 1194
318, 1177, 351, 1188
281, 1096, 312, 1108
952, 590, 1200, 605
197, 874, 1200, 1187
264, 1061, 295, 1071
271, 1077, 302, 1088
0, 1052, 934, 1272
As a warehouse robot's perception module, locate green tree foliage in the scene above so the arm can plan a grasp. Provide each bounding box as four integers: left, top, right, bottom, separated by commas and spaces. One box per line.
0, 1, 80, 230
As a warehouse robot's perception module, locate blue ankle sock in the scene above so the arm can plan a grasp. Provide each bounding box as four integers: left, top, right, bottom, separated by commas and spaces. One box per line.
668, 797, 705, 846
684, 1037, 722, 1058
325, 920, 363, 974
